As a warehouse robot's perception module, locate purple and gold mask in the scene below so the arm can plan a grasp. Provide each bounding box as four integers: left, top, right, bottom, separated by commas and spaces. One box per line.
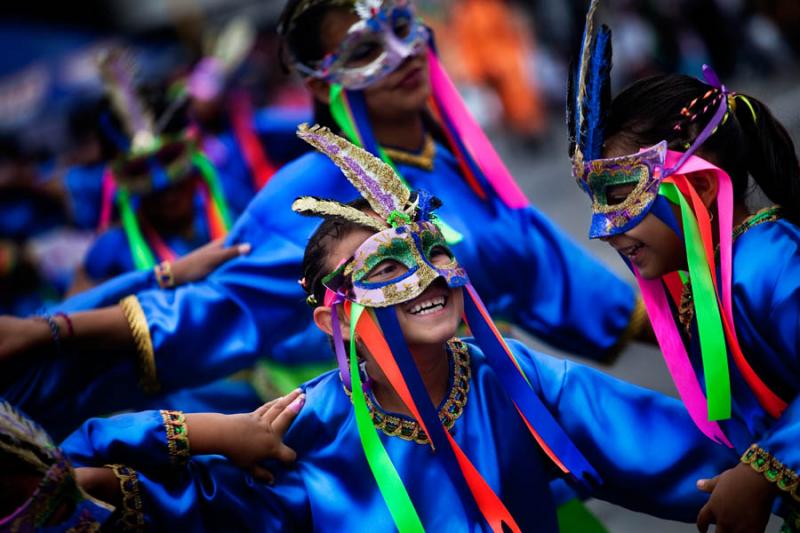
293, 0, 429, 90
327, 220, 468, 307
575, 141, 667, 238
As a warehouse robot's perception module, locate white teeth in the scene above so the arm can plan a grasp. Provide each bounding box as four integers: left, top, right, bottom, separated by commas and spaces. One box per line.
409, 295, 446, 315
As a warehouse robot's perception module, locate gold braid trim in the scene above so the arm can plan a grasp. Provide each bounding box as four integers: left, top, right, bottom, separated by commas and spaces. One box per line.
741, 444, 800, 504
346, 338, 471, 445
605, 296, 649, 362
119, 296, 159, 394
160, 410, 190, 467
106, 464, 145, 532
383, 135, 436, 171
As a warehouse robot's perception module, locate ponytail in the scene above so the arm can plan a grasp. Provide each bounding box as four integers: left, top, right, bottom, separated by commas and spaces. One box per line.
735, 95, 800, 224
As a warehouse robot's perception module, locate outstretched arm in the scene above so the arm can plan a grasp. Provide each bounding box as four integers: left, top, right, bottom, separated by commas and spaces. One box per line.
507, 339, 739, 522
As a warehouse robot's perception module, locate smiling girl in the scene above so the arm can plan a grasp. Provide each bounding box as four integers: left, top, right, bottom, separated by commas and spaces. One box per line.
569, 3, 800, 530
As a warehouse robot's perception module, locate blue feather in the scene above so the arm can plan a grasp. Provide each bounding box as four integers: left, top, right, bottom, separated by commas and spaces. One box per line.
583, 26, 612, 161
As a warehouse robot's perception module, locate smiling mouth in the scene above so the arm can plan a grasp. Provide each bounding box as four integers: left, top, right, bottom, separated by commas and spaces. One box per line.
618, 243, 644, 259
408, 294, 448, 316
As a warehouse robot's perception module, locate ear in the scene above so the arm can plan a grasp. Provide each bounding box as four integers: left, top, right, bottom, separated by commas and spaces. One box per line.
686, 171, 719, 210
313, 305, 351, 341
305, 77, 332, 106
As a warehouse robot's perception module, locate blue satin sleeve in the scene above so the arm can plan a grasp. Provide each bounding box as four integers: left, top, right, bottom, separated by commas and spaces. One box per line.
62, 410, 175, 470
505, 339, 739, 522
126, 456, 309, 530
729, 220, 800, 467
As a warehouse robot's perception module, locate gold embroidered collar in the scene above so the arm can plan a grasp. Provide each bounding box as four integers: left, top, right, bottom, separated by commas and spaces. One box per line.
382, 135, 435, 171
348, 337, 471, 445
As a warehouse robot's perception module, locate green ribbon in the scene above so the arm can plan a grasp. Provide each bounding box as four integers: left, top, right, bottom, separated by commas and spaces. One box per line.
192, 151, 233, 229
329, 85, 463, 245
349, 303, 425, 532
659, 183, 731, 420
118, 188, 156, 270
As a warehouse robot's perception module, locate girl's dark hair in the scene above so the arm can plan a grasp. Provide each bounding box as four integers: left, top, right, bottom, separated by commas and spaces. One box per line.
300, 197, 373, 306
606, 74, 800, 224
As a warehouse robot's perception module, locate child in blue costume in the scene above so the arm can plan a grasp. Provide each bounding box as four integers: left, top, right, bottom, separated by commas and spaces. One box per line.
568, 4, 800, 530
60, 126, 739, 531
68, 50, 235, 293
0, 0, 644, 444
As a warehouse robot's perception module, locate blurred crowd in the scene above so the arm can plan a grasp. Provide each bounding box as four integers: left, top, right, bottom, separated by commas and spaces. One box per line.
1, 0, 798, 317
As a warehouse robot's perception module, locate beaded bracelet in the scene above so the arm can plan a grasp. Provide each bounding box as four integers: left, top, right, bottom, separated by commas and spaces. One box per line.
154, 261, 175, 289
54, 312, 74, 338
34, 315, 62, 355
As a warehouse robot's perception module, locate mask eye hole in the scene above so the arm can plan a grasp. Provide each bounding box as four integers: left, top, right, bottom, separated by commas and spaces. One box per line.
605, 183, 636, 206
428, 245, 454, 266
392, 12, 412, 38
365, 259, 408, 283
343, 38, 384, 67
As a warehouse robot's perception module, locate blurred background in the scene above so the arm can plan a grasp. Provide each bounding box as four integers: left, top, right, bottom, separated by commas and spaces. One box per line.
0, 0, 798, 530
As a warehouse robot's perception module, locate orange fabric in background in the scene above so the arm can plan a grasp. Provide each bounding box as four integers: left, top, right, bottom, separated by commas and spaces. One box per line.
451, 0, 544, 136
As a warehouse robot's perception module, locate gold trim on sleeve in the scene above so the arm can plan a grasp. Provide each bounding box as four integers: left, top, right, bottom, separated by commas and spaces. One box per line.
120, 295, 160, 394
106, 464, 145, 532
160, 410, 190, 467
741, 444, 800, 503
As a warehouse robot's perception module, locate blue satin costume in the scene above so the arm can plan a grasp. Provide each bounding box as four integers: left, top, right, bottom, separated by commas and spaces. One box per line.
138, 141, 637, 378
686, 216, 800, 497
63, 338, 738, 531
3, 140, 638, 440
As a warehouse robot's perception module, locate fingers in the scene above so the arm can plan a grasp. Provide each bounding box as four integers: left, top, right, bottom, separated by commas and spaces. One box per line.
696, 503, 714, 533
271, 394, 305, 437
263, 389, 303, 424
696, 476, 718, 493
254, 399, 277, 418
249, 465, 275, 484
273, 443, 297, 464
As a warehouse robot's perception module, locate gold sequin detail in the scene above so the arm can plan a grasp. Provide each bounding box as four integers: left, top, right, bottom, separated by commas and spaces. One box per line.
348, 338, 471, 445
160, 410, 190, 467
678, 281, 695, 336
292, 197, 387, 232
741, 444, 800, 503
120, 296, 159, 394
106, 464, 145, 532
383, 135, 435, 171
297, 124, 410, 221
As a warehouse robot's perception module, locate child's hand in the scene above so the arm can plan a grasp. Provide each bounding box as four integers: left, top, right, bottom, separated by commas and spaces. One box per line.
696, 462, 777, 532
218, 390, 305, 483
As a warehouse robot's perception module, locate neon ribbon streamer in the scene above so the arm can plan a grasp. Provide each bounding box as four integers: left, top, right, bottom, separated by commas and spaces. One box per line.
373, 307, 520, 532
659, 182, 731, 421
118, 188, 156, 270
230, 91, 277, 191
462, 284, 602, 487
192, 151, 233, 235
426, 50, 528, 210
98, 168, 117, 232
348, 303, 425, 533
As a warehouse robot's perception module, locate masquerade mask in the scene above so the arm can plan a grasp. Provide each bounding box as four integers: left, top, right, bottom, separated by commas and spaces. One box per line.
294, 0, 429, 90
573, 65, 732, 239
324, 220, 468, 307
112, 137, 197, 195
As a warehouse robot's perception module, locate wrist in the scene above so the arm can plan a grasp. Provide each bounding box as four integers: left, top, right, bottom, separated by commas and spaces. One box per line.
184, 412, 232, 457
